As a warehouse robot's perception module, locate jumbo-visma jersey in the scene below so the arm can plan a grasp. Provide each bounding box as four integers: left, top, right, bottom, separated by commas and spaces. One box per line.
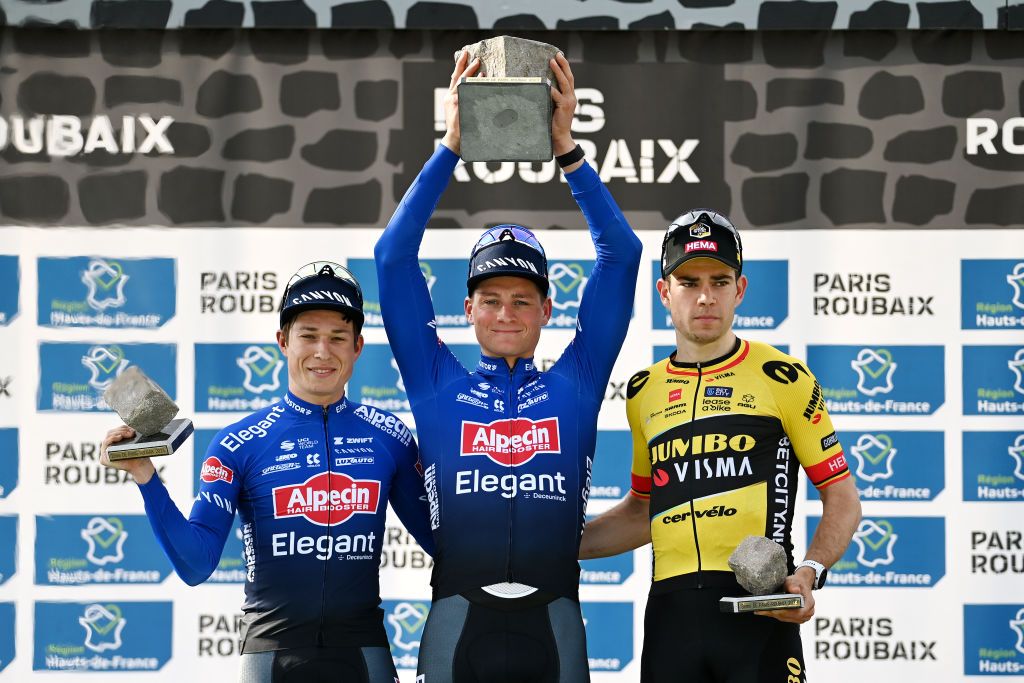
627, 339, 850, 593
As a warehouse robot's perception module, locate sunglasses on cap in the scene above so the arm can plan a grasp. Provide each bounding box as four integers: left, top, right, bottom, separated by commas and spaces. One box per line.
471, 225, 547, 259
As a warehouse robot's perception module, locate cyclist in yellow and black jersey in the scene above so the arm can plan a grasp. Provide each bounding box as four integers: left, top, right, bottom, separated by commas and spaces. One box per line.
581, 209, 861, 683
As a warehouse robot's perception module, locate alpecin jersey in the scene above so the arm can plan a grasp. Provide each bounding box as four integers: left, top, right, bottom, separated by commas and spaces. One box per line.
627, 338, 851, 594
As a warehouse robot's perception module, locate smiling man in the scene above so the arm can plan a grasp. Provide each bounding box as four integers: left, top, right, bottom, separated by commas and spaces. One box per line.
580, 209, 862, 683
100, 262, 433, 682
374, 52, 641, 683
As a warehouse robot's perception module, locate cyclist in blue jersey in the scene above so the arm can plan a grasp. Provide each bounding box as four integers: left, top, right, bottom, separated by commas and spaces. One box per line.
374, 52, 642, 682
100, 262, 434, 683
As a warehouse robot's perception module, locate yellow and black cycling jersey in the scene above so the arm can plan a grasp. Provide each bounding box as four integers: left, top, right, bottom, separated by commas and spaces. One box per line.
627, 338, 850, 593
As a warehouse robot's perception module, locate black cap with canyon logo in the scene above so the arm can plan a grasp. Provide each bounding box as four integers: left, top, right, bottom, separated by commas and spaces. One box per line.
279, 262, 364, 329
660, 209, 743, 278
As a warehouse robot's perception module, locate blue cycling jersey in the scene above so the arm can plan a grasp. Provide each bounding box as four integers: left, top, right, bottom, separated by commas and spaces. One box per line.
374, 145, 641, 600
136, 391, 434, 652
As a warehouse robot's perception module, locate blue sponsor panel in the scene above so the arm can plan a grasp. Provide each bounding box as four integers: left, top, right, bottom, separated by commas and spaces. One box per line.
963, 432, 1024, 501
807, 432, 943, 502
964, 604, 1024, 675
33, 601, 172, 671
547, 259, 597, 329
38, 256, 176, 329
0, 516, 15, 586
38, 342, 177, 412
195, 343, 285, 413
814, 516, 945, 588
0, 602, 13, 673
962, 259, 1024, 330
582, 601, 633, 672
349, 343, 479, 413
0, 428, 18, 498
808, 345, 944, 415
652, 260, 787, 330
35, 515, 172, 585
382, 599, 430, 670
0, 255, 18, 325
351, 258, 470, 328
591, 430, 631, 500
964, 346, 1024, 416
192, 428, 246, 583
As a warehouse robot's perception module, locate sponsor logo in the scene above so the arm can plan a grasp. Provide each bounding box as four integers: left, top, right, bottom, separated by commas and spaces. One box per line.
660, 504, 737, 524
1, 114, 174, 157
627, 371, 650, 399
963, 346, 1024, 415
261, 463, 300, 476
353, 404, 414, 447
39, 342, 176, 412
812, 272, 933, 317
383, 600, 430, 669
963, 432, 1024, 501
581, 601, 633, 671
218, 405, 286, 452
821, 432, 839, 451
284, 394, 312, 415
649, 433, 755, 463
808, 345, 943, 415
335, 456, 374, 467
689, 223, 711, 238
963, 604, 1024, 675
0, 428, 18, 498
705, 386, 732, 398
813, 616, 936, 662
821, 516, 945, 587
270, 530, 377, 561
962, 259, 1019, 327
424, 464, 440, 530
305, 453, 321, 467
668, 388, 683, 402
195, 344, 284, 412
685, 240, 717, 253
200, 457, 233, 484
199, 270, 278, 315
0, 255, 18, 326
456, 392, 490, 409
33, 601, 172, 671
455, 469, 567, 500
36, 515, 170, 585
460, 417, 561, 466
38, 257, 175, 328
272, 471, 381, 526
280, 440, 295, 451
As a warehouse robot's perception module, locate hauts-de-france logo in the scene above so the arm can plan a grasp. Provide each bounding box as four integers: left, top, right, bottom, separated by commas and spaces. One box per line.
964, 604, 1024, 675
79, 603, 126, 653
850, 348, 897, 396
815, 515, 945, 587
80, 517, 127, 566
547, 260, 594, 329
963, 346, 1024, 415
39, 256, 176, 328
961, 259, 1024, 329
808, 345, 943, 415
383, 599, 429, 669
82, 345, 129, 391
34, 601, 172, 671
807, 431, 943, 502
1011, 435, 1024, 480
460, 417, 561, 466
962, 432, 1024, 501
236, 345, 284, 394
346, 258, 468, 328
272, 471, 381, 525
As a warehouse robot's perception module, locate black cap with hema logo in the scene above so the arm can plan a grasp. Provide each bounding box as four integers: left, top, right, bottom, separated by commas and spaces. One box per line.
661, 209, 743, 278
279, 262, 364, 329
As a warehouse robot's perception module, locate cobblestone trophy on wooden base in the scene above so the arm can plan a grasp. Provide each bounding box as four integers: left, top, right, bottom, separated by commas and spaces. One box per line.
457, 35, 561, 162
102, 366, 193, 460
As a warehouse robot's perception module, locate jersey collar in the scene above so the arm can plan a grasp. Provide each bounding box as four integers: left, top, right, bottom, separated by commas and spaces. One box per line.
475, 353, 537, 382
666, 338, 748, 376
282, 391, 348, 416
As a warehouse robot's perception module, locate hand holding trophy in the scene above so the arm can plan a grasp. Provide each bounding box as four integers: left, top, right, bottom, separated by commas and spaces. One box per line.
720, 536, 806, 614
99, 366, 193, 484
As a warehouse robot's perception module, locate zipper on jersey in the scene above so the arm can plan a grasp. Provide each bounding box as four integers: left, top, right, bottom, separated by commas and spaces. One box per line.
505, 363, 516, 584
316, 405, 331, 646
689, 362, 704, 588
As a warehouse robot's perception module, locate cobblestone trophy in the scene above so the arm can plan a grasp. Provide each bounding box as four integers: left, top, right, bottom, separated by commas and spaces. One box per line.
102, 366, 193, 460
457, 35, 561, 162
720, 535, 805, 613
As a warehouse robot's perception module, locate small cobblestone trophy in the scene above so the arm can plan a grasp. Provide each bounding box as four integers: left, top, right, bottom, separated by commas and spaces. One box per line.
457, 35, 561, 162
102, 366, 193, 460
720, 535, 805, 613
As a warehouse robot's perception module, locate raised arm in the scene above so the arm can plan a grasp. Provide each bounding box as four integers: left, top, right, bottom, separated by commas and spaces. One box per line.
101, 426, 236, 586
387, 435, 437, 556
373, 52, 481, 398
548, 55, 642, 384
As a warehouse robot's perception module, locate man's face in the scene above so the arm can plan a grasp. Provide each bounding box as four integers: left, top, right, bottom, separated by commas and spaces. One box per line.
657, 258, 747, 346
276, 309, 363, 405
465, 276, 552, 363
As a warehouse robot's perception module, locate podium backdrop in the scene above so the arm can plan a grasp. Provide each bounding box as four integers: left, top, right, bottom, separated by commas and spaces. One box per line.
1, 23, 1022, 682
